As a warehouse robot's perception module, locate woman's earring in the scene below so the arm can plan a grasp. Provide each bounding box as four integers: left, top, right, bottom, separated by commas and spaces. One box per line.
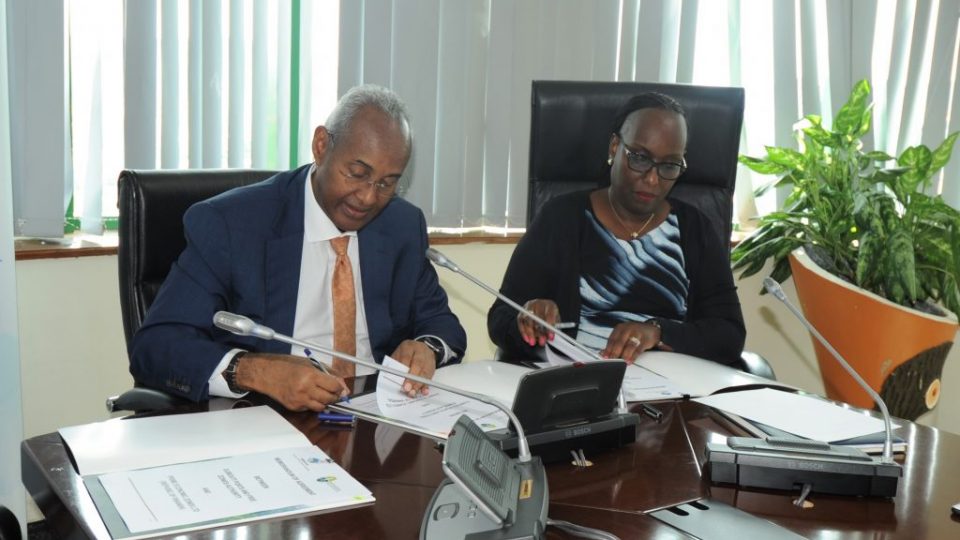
607, 156, 613, 166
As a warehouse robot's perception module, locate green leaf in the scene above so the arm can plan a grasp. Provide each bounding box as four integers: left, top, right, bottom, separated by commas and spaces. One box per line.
930, 131, 959, 172
856, 231, 882, 287
898, 145, 932, 172
835, 80, 871, 135
854, 104, 873, 138
803, 125, 835, 147
739, 155, 787, 175
864, 150, 894, 162
884, 230, 917, 303
765, 147, 805, 169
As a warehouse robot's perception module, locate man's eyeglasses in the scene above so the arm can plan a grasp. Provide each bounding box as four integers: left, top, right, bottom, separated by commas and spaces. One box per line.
329, 130, 404, 198
339, 167, 403, 198
616, 134, 686, 181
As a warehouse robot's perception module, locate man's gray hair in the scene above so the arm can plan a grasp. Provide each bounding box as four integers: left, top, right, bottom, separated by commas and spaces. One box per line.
325, 84, 412, 146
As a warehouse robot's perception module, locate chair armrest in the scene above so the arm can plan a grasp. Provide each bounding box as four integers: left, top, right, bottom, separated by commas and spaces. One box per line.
739, 351, 777, 381
106, 387, 188, 413
0, 504, 22, 540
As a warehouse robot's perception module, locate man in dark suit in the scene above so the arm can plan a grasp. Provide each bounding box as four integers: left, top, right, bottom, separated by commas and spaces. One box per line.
130, 85, 466, 411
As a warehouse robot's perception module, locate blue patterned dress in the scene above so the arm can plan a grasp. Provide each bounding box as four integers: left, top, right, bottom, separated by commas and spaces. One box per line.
577, 208, 689, 352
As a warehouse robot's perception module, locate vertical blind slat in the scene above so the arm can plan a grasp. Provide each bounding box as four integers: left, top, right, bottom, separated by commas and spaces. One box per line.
201, 0, 222, 168
228, 0, 244, 167
160, 0, 179, 168
188, 0, 202, 167
276, 0, 291, 169
251, 0, 267, 167
123, 0, 157, 168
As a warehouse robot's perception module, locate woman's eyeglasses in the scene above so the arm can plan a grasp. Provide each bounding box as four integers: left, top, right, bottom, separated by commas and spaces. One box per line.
617, 134, 687, 181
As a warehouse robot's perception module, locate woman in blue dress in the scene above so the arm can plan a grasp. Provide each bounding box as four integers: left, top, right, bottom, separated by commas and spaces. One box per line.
487, 93, 745, 366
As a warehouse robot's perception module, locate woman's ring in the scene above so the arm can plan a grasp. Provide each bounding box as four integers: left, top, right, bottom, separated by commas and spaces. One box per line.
628, 336, 641, 346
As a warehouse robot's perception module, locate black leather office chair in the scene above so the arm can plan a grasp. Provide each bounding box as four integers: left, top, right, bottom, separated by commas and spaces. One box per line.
526, 80, 774, 380
108, 169, 281, 412
0, 505, 21, 540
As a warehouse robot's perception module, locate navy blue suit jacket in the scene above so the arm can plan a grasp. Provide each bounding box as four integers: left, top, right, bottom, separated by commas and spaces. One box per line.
130, 165, 467, 401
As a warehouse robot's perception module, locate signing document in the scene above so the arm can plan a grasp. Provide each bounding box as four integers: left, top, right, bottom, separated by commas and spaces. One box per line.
59, 407, 373, 539
336, 356, 508, 439
545, 335, 687, 402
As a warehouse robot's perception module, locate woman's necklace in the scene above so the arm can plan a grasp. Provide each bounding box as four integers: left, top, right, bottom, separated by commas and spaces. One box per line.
607, 189, 655, 239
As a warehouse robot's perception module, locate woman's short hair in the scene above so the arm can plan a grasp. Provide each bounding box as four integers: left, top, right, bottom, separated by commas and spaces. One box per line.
610, 92, 686, 135
325, 84, 412, 147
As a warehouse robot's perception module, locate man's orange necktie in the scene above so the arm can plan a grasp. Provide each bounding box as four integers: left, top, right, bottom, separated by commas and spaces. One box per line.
330, 236, 356, 377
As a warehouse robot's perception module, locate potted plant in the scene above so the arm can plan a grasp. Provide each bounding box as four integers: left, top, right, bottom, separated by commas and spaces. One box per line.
732, 79, 960, 420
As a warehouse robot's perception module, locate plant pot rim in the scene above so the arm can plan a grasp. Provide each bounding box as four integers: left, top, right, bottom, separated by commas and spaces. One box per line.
790, 247, 959, 325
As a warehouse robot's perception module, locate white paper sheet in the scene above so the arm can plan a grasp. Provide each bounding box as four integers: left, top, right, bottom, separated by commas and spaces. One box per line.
544, 339, 687, 401
59, 406, 311, 476
693, 388, 898, 442
338, 356, 509, 438
621, 364, 687, 401
96, 446, 373, 535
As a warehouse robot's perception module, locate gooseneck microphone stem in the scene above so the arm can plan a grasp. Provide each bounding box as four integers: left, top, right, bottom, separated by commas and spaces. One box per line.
426, 248, 629, 414
213, 311, 532, 462
763, 277, 895, 463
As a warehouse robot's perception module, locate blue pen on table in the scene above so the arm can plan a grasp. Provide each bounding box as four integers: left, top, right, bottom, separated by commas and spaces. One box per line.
317, 411, 355, 424
303, 348, 351, 403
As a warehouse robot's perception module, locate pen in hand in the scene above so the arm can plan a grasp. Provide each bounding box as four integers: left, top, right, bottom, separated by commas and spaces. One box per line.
303, 348, 351, 402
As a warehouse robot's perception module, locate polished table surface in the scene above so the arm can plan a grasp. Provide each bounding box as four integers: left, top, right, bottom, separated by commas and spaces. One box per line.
22, 389, 960, 539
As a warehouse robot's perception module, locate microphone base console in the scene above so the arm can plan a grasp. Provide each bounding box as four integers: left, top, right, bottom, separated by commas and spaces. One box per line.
706, 438, 901, 497
488, 412, 640, 464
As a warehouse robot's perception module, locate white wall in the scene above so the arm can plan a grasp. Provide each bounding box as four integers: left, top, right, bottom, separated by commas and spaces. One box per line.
16, 245, 960, 515
0, 0, 26, 532
17, 255, 130, 440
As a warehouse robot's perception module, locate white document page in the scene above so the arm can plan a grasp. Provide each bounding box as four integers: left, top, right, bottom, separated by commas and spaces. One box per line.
59, 406, 310, 475
97, 446, 373, 534
621, 364, 687, 402
340, 356, 508, 438
545, 339, 687, 401
693, 388, 898, 442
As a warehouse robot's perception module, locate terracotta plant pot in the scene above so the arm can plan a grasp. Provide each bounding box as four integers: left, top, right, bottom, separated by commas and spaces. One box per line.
788, 248, 958, 420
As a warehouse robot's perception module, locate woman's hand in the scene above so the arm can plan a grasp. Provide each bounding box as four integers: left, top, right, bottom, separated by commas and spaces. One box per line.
601, 321, 663, 363
517, 299, 561, 347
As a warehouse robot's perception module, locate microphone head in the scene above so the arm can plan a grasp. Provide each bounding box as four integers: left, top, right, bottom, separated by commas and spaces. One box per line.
213, 311, 256, 335
213, 311, 274, 339
425, 247, 460, 272
763, 277, 787, 300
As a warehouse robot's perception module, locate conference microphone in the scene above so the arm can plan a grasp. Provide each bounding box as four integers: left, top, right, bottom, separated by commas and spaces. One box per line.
763, 277, 896, 463
704, 277, 902, 498
212, 311, 548, 538
426, 247, 628, 414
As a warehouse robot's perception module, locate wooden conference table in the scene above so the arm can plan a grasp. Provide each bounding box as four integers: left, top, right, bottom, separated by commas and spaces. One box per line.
21, 357, 960, 539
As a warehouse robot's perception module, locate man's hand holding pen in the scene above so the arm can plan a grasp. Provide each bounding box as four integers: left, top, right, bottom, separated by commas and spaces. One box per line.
233, 352, 349, 412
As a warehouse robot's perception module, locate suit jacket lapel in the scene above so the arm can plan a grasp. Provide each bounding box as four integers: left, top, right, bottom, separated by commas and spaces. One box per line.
359, 220, 393, 355
264, 166, 309, 351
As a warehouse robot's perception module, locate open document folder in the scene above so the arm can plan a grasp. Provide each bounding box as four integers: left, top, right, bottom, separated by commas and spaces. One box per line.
58, 407, 374, 539
333, 356, 509, 440
543, 334, 688, 402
